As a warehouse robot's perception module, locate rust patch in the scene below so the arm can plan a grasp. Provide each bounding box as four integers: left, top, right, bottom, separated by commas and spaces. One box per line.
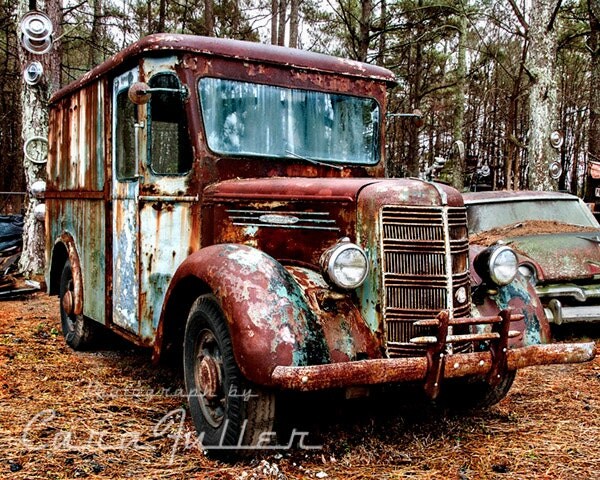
470, 220, 600, 246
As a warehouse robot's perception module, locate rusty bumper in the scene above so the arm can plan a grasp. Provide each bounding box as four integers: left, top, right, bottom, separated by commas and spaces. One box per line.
271, 342, 596, 391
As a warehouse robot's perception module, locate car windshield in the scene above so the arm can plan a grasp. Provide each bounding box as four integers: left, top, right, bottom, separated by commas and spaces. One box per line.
466, 199, 600, 234
198, 78, 380, 165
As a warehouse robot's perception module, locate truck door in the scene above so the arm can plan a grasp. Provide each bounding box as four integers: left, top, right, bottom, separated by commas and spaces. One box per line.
112, 68, 142, 334
111, 59, 195, 340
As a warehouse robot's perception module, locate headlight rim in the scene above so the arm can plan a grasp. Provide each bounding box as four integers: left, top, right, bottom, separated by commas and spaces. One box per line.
518, 262, 537, 286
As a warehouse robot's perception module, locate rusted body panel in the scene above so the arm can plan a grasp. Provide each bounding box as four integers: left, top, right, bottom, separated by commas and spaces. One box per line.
51, 34, 396, 105
506, 234, 600, 281
158, 244, 332, 385
46, 78, 107, 325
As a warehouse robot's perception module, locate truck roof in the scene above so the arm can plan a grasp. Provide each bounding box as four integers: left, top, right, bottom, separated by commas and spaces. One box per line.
51, 34, 397, 104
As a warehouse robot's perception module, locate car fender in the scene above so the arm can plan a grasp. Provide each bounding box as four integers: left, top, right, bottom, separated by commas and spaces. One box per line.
156, 244, 336, 386
472, 273, 551, 347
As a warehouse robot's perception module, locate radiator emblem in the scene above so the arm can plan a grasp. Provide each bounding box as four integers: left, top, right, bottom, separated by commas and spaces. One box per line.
259, 214, 300, 225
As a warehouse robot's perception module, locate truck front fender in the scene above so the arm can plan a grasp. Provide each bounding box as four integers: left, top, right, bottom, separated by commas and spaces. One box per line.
155, 244, 331, 385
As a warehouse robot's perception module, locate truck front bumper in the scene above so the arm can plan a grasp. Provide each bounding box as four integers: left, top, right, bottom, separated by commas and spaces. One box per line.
544, 298, 600, 324
271, 342, 596, 391
271, 309, 597, 398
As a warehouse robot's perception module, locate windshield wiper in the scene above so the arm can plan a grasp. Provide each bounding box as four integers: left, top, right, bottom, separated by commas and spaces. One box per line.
285, 150, 343, 170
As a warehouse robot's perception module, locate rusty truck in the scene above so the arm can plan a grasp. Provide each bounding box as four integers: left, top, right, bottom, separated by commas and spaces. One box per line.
45, 34, 596, 452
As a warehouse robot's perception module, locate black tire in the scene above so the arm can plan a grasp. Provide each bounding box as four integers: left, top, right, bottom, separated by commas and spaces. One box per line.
183, 294, 276, 456
59, 260, 98, 350
439, 371, 516, 410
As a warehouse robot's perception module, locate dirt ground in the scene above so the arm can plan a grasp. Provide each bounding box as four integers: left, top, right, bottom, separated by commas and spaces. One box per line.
0, 292, 598, 480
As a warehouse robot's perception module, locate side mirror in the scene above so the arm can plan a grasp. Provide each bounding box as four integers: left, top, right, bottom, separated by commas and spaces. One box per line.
386, 109, 424, 127
128, 81, 189, 105
128, 82, 152, 105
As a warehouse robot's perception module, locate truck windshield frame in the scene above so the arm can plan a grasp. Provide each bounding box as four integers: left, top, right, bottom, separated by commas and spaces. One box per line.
198, 77, 381, 165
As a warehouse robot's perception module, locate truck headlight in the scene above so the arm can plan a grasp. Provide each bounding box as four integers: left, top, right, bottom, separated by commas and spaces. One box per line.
474, 245, 518, 287
321, 239, 369, 290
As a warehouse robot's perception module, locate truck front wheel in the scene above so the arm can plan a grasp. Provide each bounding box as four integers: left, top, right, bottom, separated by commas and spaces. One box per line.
183, 294, 276, 455
439, 371, 516, 410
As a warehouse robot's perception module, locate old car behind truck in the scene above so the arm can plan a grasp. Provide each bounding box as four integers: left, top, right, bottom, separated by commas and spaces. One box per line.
465, 190, 600, 326
45, 34, 595, 453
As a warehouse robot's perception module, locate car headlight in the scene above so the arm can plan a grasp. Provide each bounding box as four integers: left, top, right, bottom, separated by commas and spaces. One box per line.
474, 245, 518, 286
321, 239, 369, 290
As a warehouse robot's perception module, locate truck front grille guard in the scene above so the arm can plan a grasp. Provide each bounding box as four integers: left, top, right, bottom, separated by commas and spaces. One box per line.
270, 312, 599, 396
412, 309, 522, 399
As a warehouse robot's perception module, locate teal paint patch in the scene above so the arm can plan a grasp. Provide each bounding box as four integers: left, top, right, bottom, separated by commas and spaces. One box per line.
266, 263, 331, 367
147, 272, 172, 331
358, 245, 380, 333
335, 319, 357, 359
495, 276, 542, 345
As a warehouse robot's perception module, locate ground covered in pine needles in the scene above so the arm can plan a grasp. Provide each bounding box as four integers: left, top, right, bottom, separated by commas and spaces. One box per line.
0, 292, 598, 479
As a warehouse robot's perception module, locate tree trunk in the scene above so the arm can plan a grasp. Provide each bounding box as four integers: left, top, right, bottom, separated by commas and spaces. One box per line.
357, 0, 372, 62
277, 0, 286, 46
89, 0, 104, 67
158, 0, 167, 32
588, 0, 600, 200
18, 0, 62, 278
271, 0, 278, 44
289, 0, 299, 48
405, 0, 424, 178
204, 0, 214, 37
450, 9, 467, 191
377, 0, 386, 66
406, 37, 422, 177
526, 0, 561, 191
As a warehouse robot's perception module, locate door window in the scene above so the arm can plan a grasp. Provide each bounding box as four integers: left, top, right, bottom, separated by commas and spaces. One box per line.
148, 73, 192, 175
115, 90, 137, 180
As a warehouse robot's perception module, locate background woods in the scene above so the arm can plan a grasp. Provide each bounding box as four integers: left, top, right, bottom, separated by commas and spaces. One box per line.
1, 1, 600, 212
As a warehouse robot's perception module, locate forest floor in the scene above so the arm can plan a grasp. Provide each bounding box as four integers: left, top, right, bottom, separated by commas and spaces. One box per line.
0, 292, 599, 480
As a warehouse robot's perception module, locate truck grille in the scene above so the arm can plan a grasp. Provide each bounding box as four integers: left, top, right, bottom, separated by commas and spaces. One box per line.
380, 206, 470, 357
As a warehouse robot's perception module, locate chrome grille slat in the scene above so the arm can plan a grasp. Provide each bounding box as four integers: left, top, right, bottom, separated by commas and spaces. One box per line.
380, 206, 470, 357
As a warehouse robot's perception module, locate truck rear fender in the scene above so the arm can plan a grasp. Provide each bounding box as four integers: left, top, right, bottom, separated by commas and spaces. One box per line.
48, 232, 83, 316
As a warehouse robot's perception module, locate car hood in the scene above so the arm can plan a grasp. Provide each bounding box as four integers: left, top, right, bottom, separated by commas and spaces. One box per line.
506, 232, 600, 282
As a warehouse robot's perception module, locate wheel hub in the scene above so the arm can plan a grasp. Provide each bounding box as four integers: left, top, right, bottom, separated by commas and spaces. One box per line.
199, 355, 221, 400
62, 290, 74, 316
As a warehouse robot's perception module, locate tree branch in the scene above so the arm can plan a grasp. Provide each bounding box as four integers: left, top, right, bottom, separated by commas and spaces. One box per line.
507, 0, 528, 32
547, 0, 563, 32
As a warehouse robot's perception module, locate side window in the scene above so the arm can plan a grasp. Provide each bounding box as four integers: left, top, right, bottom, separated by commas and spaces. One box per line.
115, 89, 137, 180
148, 73, 192, 175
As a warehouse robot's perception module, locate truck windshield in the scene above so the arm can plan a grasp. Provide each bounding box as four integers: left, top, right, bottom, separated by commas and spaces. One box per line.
199, 78, 380, 165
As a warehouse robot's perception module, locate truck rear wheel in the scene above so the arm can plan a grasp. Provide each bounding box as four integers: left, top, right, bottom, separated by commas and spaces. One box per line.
440, 371, 516, 410
183, 294, 276, 455
59, 260, 98, 350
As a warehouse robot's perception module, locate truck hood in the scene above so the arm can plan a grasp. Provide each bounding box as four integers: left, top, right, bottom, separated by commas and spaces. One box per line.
204, 177, 463, 206
507, 232, 600, 282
